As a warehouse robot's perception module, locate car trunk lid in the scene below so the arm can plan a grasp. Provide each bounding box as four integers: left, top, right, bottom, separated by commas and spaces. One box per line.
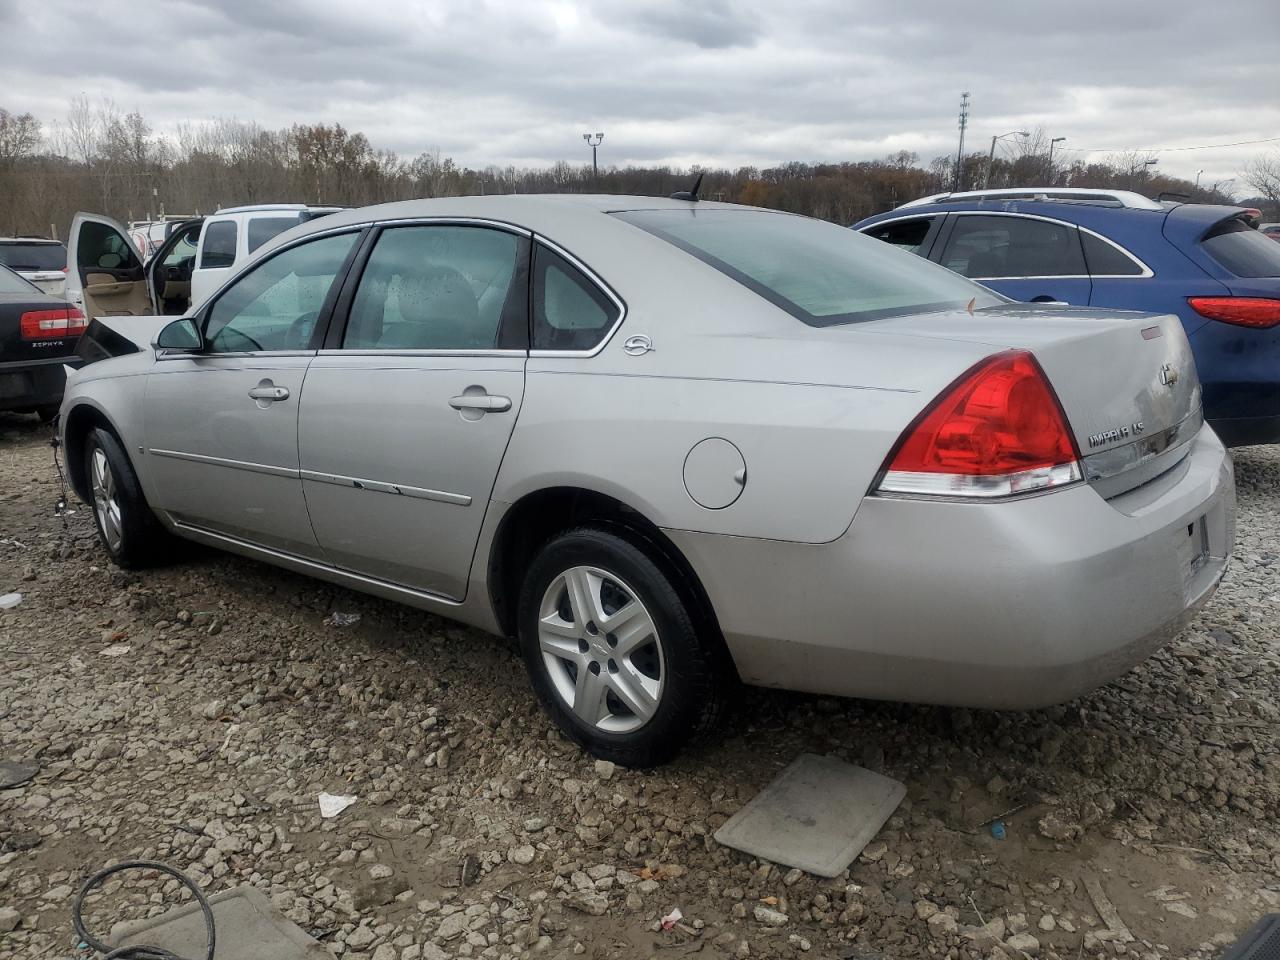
859, 303, 1202, 497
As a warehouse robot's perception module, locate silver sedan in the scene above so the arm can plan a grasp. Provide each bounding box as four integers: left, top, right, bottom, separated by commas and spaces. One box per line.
59, 195, 1235, 766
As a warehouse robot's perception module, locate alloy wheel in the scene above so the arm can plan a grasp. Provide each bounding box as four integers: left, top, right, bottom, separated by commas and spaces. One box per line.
537, 565, 665, 734
90, 446, 123, 553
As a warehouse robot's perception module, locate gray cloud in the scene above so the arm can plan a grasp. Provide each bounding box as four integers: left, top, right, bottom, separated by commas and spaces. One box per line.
0, 0, 1275, 189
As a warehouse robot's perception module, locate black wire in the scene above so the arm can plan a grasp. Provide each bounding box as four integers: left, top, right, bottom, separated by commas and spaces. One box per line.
73, 860, 216, 960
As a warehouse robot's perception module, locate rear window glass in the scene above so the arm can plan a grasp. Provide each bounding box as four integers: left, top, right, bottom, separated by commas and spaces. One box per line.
939, 215, 1085, 278
0, 264, 38, 293
1201, 219, 1280, 278
0, 242, 66, 271
863, 217, 936, 255
247, 216, 302, 253
614, 209, 999, 326
1081, 232, 1145, 276
200, 221, 237, 269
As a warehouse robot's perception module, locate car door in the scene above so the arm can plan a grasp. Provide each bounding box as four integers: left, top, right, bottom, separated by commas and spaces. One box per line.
298, 221, 530, 600
146, 220, 204, 316
143, 229, 362, 559
934, 213, 1093, 305
66, 213, 154, 319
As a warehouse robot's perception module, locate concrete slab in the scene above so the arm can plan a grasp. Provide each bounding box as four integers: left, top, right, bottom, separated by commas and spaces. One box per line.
0, 760, 38, 789
714, 753, 905, 878
109, 886, 328, 960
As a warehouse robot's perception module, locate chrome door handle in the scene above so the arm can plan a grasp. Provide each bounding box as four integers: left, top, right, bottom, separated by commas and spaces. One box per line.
248, 385, 290, 402
449, 394, 511, 413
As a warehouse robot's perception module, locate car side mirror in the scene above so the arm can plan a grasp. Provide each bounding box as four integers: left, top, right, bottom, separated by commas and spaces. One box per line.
155, 317, 204, 353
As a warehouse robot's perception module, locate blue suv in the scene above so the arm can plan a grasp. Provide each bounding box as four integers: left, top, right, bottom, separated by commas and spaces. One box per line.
854, 188, 1280, 446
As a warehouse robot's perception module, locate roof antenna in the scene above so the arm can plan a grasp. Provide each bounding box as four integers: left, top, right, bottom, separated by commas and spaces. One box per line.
670, 172, 704, 202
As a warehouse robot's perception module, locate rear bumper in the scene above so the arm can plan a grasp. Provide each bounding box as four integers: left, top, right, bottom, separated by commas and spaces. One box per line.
0, 355, 80, 411
667, 425, 1235, 709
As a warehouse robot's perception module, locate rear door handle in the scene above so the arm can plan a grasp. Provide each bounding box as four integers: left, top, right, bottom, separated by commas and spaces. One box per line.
449, 394, 511, 413
248, 385, 290, 402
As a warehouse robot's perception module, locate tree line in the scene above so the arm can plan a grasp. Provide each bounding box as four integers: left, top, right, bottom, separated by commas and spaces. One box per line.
0, 99, 1274, 240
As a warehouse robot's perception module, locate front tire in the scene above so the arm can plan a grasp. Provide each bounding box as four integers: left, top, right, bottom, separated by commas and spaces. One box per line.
84, 427, 172, 569
517, 526, 729, 767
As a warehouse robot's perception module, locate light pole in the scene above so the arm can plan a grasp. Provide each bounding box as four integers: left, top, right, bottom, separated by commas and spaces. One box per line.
583, 132, 604, 188
1047, 136, 1066, 184
954, 92, 970, 191
1212, 177, 1235, 197
1194, 169, 1204, 188
1131, 157, 1158, 178
983, 130, 1030, 189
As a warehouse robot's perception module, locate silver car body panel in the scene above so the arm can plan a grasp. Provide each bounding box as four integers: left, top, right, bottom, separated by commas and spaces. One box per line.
58, 195, 1236, 710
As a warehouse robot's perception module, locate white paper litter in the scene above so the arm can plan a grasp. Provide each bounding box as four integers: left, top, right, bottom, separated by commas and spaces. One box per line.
660, 907, 683, 931
323, 612, 361, 628
99, 644, 132, 657
318, 792, 358, 819
0, 593, 23, 610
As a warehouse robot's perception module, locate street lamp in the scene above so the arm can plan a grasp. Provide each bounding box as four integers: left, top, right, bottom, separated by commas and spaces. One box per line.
1194, 169, 1204, 188
983, 130, 1030, 189
1047, 137, 1067, 184
1212, 177, 1235, 197
1131, 157, 1159, 177
583, 132, 604, 187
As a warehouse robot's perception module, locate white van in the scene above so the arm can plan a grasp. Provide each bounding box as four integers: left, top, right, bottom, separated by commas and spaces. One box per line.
65, 204, 342, 320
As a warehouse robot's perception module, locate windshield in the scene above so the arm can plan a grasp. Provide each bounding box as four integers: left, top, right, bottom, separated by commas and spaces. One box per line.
0, 242, 66, 272
0, 264, 40, 294
614, 208, 1002, 325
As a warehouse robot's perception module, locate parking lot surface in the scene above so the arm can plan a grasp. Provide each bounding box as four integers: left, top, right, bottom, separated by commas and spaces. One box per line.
2, 411, 1279, 960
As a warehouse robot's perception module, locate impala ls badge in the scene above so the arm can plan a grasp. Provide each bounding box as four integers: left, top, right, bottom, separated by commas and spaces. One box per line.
1088, 421, 1146, 448
1160, 363, 1179, 387
623, 334, 654, 356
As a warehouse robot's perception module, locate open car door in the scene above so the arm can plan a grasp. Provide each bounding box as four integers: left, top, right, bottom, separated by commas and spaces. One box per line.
145, 219, 203, 316
66, 213, 155, 320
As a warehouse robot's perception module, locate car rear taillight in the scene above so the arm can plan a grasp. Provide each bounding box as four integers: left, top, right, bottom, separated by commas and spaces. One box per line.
20, 306, 87, 341
1187, 297, 1280, 329
876, 350, 1082, 498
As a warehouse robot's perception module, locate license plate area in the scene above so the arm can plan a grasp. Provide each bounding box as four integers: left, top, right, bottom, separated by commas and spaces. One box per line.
1179, 514, 1209, 584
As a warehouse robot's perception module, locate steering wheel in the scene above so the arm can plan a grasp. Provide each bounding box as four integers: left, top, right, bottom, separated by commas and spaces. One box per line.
286, 311, 321, 349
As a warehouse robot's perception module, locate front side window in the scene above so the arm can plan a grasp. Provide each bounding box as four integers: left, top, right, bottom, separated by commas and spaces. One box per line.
532, 246, 619, 351
940, 215, 1085, 279
615, 208, 999, 326
247, 216, 303, 253
200, 221, 237, 269
342, 225, 525, 350
163, 230, 199, 267
863, 217, 937, 256
204, 232, 356, 353
77, 223, 140, 272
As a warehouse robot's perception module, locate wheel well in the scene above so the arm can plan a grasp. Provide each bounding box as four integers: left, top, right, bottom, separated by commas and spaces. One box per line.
62, 405, 119, 503
488, 488, 732, 667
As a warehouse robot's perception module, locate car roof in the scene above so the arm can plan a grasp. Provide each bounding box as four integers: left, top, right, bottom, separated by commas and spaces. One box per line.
212, 204, 345, 215
0, 236, 63, 244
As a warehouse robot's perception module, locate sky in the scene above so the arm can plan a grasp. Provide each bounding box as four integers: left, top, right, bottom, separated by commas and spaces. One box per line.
1, 0, 1277, 192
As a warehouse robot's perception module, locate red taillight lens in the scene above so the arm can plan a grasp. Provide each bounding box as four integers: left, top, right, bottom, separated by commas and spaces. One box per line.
20, 306, 87, 341
1187, 297, 1280, 329
877, 350, 1082, 498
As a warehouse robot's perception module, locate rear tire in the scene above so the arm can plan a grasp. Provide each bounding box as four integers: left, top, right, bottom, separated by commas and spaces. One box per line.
517, 526, 729, 767
84, 427, 173, 569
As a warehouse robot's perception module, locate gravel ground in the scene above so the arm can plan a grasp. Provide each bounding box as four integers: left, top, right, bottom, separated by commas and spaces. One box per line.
2, 411, 1279, 960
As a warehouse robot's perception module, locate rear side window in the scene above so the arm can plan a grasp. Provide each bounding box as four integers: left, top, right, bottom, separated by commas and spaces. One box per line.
200, 221, 237, 269
1201, 218, 1280, 278
615, 209, 998, 326
247, 216, 302, 253
1080, 232, 1145, 277
862, 217, 937, 255
532, 246, 620, 351
940, 215, 1085, 278
0, 242, 66, 271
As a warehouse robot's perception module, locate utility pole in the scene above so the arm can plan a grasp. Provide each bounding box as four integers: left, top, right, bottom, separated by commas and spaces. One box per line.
583, 132, 604, 188
1047, 137, 1066, 185
954, 92, 970, 192
984, 130, 1029, 189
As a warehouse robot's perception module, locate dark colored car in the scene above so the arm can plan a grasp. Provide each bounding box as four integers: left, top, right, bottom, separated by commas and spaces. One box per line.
0, 264, 85, 420
855, 188, 1280, 446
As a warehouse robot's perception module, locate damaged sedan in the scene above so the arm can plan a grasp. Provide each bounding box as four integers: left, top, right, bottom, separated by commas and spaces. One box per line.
58, 195, 1234, 766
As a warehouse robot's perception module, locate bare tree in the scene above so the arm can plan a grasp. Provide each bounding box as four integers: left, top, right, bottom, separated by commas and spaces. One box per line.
1242, 152, 1280, 212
